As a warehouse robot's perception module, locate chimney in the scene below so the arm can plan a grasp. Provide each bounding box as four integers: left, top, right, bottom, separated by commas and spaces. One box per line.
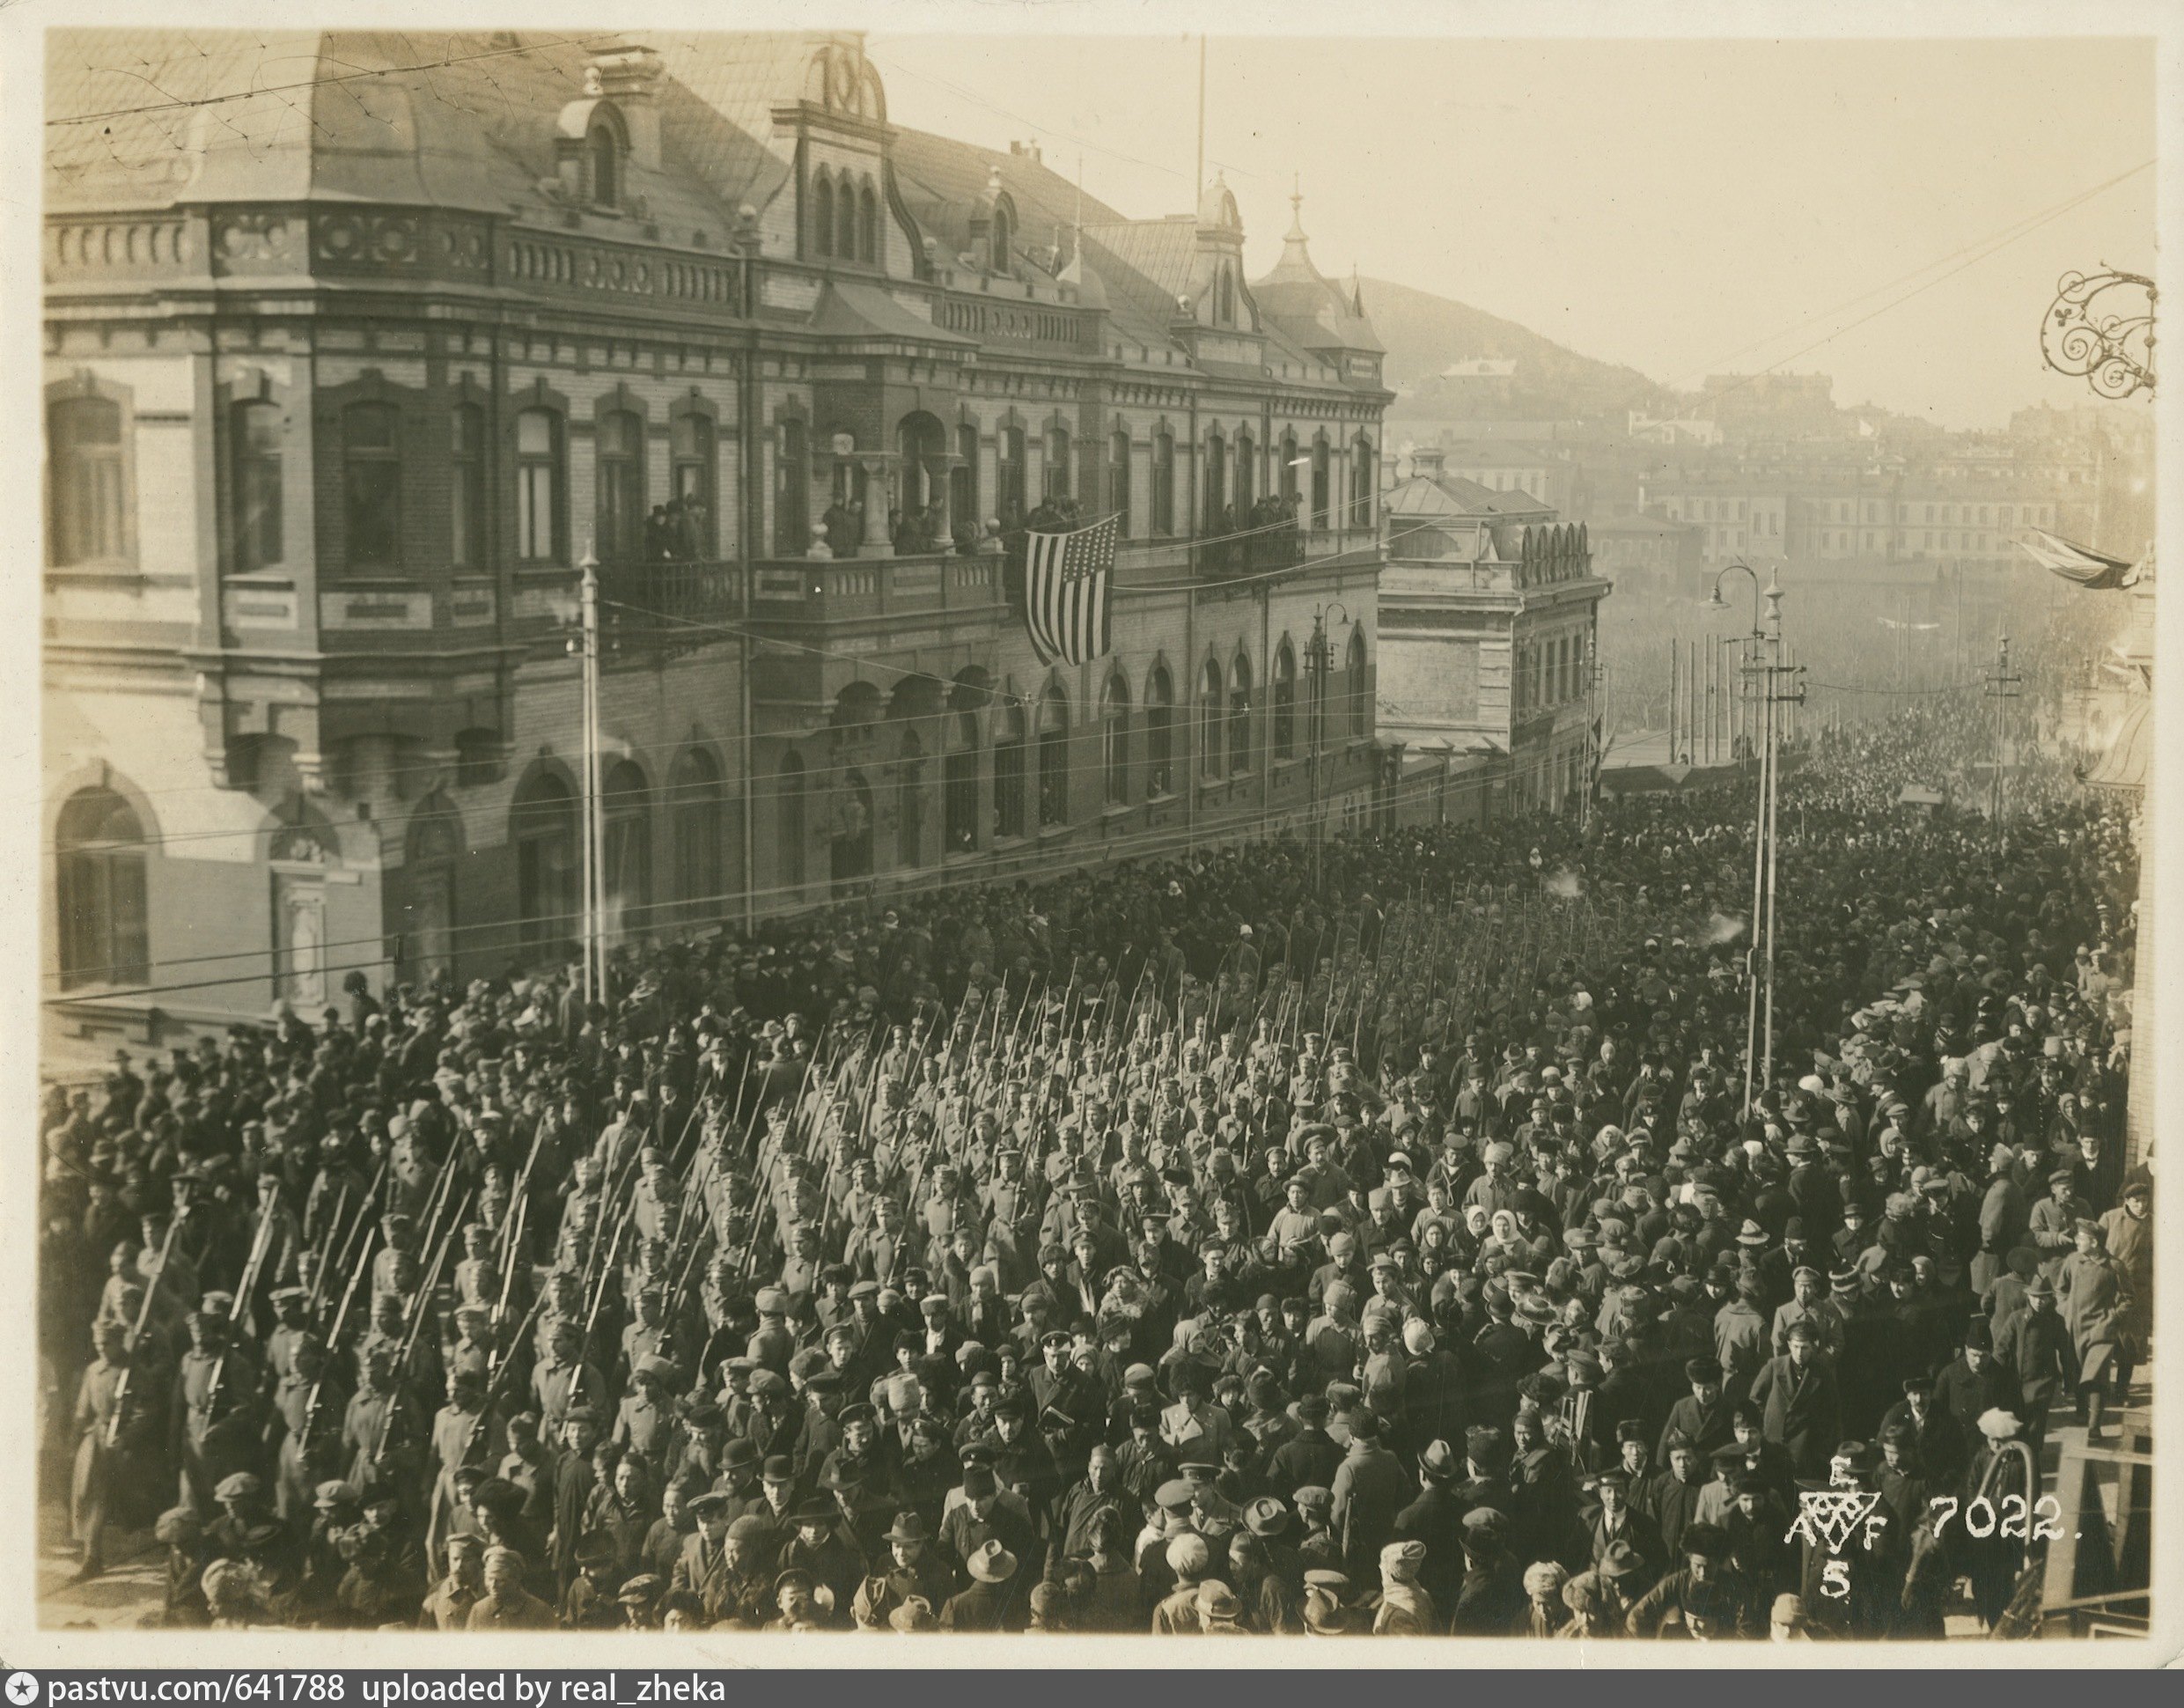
1410, 448, 1447, 481
590, 44, 664, 171
1010, 139, 1043, 164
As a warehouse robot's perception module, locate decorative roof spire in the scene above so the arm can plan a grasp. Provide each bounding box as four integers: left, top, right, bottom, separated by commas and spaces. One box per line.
1287, 174, 1306, 242
1349, 266, 1366, 318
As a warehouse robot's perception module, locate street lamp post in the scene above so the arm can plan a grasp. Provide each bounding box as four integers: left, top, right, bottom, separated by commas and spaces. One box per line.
1708, 561, 1770, 1112
574, 548, 607, 1012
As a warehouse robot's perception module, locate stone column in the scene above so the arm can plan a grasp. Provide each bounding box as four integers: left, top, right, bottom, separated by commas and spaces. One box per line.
860, 456, 896, 557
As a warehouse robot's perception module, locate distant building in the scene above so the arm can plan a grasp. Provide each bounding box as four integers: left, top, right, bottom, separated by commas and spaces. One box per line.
1377, 451, 1609, 815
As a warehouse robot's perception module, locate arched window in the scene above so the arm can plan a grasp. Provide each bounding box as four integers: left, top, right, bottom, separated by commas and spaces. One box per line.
813, 173, 835, 257
596, 409, 644, 563
776, 754, 806, 894
1037, 684, 1070, 828
450, 403, 485, 570
944, 708, 981, 853
590, 121, 621, 209
775, 416, 810, 555
1100, 671, 1130, 806
1044, 425, 1072, 502
1278, 431, 1300, 504
1151, 431, 1176, 534
670, 747, 723, 909
1216, 264, 1234, 325
55, 787, 148, 988
952, 423, 979, 532
232, 400, 283, 572
1310, 437, 1331, 530
1236, 429, 1256, 512
1228, 651, 1254, 775
670, 412, 717, 558
48, 394, 130, 567
515, 407, 563, 564
991, 204, 1013, 273
1108, 429, 1132, 532
897, 731, 926, 867
1273, 641, 1298, 761
511, 771, 577, 959
992, 701, 1027, 839
835, 182, 857, 264
342, 401, 401, 569
998, 427, 1027, 523
1346, 629, 1369, 737
1145, 666, 1174, 796
1199, 659, 1224, 782
859, 183, 879, 262
1203, 429, 1227, 530
1350, 436, 1375, 527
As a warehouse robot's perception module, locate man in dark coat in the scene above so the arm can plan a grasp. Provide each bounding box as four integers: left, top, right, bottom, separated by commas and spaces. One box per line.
1746, 1321, 1841, 1481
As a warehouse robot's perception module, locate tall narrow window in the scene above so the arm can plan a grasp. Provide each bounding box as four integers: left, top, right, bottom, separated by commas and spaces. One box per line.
1037, 685, 1070, 828
232, 400, 283, 572
1236, 431, 1256, 512
515, 408, 562, 564
1204, 430, 1227, 530
450, 403, 485, 571
952, 423, 979, 532
1216, 264, 1234, 325
1311, 438, 1331, 530
859, 183, 879, 262
1152, 431, 1176, 534
1100, 672, 1130, 806
55, 787, 148, 989
992, 702, 1026, 839
590, 123, 620, 208
1044, 426, 1072, 501
813, 174, 835, 257
597, 409, 644, 563
1273, 642, 1297, 760
1200, 660, 1224, 782
776, 417, 810, 555
1351, 437, 1374, 527
670, 747, 722, 909
512, 772, 577, 960
998, 427, 1027, 522
1108, 429, 1131, 532
777, 755, 806, 893
1145, 666, 1174, 796
1279, 431, 1299, 504
670, 413, 717, 558
1229, 652, 1254, 775
835, 185, 857, 264
342, 402, 401, 569
991, 206, 1012, 273
48, 395, 129, 567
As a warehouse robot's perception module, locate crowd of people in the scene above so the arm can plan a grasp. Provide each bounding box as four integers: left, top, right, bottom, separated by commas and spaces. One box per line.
38, 703, 2151, 1640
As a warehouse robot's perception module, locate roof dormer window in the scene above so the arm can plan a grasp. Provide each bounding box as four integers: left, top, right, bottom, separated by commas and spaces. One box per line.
589, 116, 622, 209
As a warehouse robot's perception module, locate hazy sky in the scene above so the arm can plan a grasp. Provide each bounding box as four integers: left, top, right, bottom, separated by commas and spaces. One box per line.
868, 34, 2156, 429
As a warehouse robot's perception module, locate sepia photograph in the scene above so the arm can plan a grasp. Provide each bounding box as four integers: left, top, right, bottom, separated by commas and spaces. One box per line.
18, 2, 2170, 1663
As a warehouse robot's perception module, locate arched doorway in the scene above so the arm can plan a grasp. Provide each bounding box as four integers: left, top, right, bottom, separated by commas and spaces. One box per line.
602, 760, 652, 942
511, 770, 578, 962
830, 768, 874, 890
55, 785, 148, 988
402, 794, 463, 985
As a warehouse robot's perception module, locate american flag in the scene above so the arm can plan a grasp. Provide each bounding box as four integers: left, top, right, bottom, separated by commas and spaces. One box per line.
1023, 514, 1119, 666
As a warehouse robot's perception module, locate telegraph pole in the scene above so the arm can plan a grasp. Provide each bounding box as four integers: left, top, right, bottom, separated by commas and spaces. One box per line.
1985, 635, 2022, 856
576, 548, 607, 1011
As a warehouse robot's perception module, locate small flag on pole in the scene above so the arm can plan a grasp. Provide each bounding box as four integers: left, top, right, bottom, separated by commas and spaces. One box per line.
2019, 526, 2142, 590
1024, 513, 1119, 666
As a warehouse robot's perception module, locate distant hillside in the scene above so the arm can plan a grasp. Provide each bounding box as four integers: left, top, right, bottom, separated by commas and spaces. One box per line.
1358, 275, 1673, 423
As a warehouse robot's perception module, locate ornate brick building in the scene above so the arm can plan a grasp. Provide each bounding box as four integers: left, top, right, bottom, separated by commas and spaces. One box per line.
43, 31, 1393, 1052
